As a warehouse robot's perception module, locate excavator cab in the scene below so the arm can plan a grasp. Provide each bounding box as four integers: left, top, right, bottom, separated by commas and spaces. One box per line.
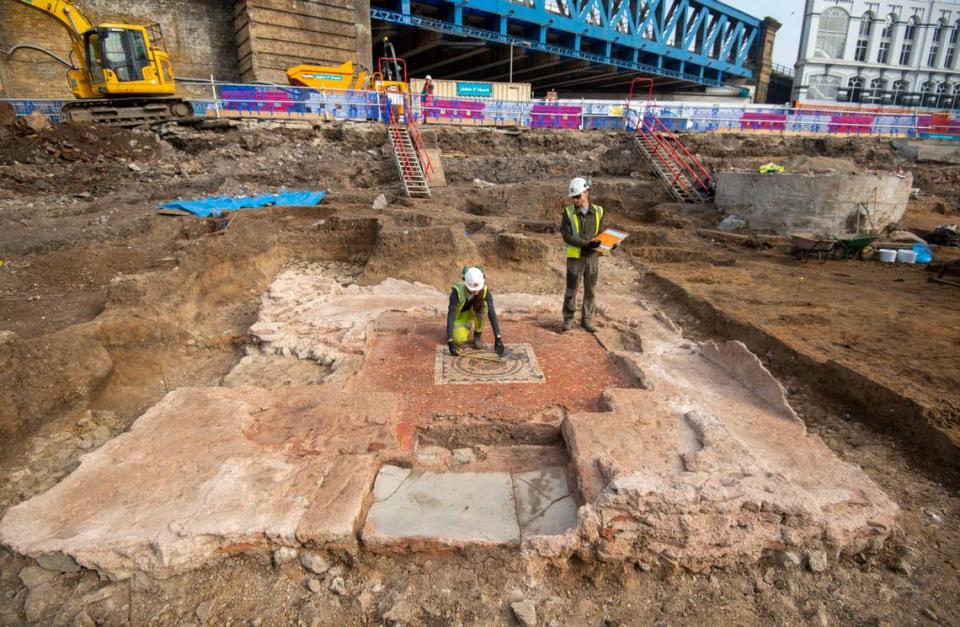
76, 23, 175, 98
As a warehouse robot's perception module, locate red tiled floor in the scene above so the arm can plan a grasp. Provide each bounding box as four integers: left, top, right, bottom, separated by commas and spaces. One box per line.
362, 317, 635, 451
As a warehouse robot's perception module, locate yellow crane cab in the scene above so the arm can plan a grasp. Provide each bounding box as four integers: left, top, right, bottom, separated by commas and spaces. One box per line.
75, 23, 176, 98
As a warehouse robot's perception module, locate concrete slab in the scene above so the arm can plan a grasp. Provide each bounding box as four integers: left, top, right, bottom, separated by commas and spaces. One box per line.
715, 170, 911, 234
363, 466, 521, 547
512, 467, 577, 538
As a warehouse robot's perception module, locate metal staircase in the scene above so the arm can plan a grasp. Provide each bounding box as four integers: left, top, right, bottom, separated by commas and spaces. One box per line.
631, 112, 714, 203
387, 115, 431, 198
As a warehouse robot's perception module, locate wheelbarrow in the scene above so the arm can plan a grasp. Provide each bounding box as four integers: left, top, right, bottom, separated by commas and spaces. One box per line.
789, 232, 837, 262
833, 233, 879, 260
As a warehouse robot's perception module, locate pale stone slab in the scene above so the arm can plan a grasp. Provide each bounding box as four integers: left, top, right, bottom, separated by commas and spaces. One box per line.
559, 294, 900, 570
0, 386, 381, 578
363, 467, 521, 546
512, 467, 577, 538
699, 340, 800, 423
371, 464, 412, 501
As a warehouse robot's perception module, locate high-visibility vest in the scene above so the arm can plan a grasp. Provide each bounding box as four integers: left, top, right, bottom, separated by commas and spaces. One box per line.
564, 204, 603, 259
452, 281, 487, 315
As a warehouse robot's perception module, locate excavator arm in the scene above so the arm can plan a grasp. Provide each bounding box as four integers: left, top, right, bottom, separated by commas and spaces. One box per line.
13, 0, 94, 36
12, 0, 91, 68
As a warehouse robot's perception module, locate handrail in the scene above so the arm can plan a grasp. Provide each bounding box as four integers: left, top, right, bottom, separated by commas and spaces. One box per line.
645, 114, 713, 189
640, 125, 699, 194
407, 117, 434, 178
630, 109, 712, 198
633, 110, 713, 193
404, 93, 433, 178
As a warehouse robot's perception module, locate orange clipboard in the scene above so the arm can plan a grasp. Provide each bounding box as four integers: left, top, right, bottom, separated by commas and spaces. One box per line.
592, 228, 628, 253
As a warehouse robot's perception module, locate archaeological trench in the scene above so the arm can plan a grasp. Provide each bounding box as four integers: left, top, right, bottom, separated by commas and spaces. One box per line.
0, 120, 957, 625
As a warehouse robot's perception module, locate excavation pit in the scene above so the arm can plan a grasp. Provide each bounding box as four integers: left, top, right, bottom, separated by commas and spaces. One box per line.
0, 271, 900, 579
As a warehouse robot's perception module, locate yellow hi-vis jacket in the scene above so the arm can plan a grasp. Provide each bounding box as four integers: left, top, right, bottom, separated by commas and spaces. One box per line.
562, 204, 604, 259
451, 281, 487, 315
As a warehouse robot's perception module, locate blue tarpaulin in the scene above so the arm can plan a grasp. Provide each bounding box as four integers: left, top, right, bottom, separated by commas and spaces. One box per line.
158, 191, 326, 217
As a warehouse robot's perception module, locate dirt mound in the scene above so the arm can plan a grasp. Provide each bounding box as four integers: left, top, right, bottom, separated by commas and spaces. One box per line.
0, 328, 112, 450
685, 134, 899, 171
361, 223, 480, 289
0, 122, 166, 166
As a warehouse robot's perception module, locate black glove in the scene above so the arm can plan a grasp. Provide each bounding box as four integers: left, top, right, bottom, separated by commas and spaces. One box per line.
494, 337, 505, 356
587, 240, 601, 249
448, 340, 461, 356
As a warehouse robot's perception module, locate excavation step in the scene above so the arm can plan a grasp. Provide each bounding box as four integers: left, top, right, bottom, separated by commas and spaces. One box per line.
362, 465, 576, 548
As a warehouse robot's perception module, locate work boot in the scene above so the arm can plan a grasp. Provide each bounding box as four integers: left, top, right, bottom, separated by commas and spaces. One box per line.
561, 319, 574, 332
582, 319, 598, 333
471, 333, 485, 350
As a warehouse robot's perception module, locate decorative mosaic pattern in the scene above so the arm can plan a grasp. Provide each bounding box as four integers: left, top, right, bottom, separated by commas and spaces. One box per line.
434, 343, 545, 385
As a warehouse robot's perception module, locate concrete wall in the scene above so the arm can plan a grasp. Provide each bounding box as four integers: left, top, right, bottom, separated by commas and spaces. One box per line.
234, 0, 373, 84
715, 171, 913, 234
0, 0, 239, 99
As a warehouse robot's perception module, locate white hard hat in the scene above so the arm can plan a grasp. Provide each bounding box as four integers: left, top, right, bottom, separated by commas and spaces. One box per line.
463, 266, 485, 292
425, 75, 432, 80
568, 176, 590, 197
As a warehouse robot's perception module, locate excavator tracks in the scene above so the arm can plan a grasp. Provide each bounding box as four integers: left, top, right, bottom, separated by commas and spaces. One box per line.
62, 99, 193, 126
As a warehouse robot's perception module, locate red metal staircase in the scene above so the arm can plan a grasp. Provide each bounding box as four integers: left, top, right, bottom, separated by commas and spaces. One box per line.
626, 79, 714, 204
386, 98, 432, 198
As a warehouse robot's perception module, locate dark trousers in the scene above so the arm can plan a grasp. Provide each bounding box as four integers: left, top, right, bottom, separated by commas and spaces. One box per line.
563, 254, 599, 323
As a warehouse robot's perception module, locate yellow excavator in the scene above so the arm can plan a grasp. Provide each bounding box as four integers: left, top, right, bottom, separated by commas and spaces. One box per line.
5, 0, 191, 124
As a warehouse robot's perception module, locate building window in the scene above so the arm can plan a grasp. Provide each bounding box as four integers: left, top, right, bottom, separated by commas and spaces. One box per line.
877, 14, 895, 64
922, 80, 938, 106
893, 79, 911, 105
936, 81, 948, 107
878, 40, 891, 64
900, 17, 917, 65
946, 20, 960, 69
929, 19, 946, 67
870, 78, 888, 102
815, 7, 850, 59
855, 12, 873, 62
808, 74, 842, 100
848, 76, 864, 102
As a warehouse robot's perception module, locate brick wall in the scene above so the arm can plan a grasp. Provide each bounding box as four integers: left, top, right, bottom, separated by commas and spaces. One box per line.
0, 0, 239, 99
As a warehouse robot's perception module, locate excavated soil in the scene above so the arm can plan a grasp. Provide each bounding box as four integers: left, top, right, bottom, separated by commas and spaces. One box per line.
0, 120, 958, 625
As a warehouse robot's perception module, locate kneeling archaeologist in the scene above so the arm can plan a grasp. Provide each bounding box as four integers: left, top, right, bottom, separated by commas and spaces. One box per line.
560, 177, 607, 332
447, 266, 505, 357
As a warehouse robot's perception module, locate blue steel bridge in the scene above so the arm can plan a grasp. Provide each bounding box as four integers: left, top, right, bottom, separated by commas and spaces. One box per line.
370, 0, 763, 94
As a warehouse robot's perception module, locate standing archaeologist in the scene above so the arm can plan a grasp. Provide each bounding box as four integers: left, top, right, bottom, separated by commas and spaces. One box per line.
560, 177, 606, 332
421, 74, 435, 121
447, 266, 505, 356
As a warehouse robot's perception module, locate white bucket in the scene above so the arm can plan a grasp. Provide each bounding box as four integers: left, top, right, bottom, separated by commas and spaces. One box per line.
878, 249, 897, 263
896, 249, 918, 264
